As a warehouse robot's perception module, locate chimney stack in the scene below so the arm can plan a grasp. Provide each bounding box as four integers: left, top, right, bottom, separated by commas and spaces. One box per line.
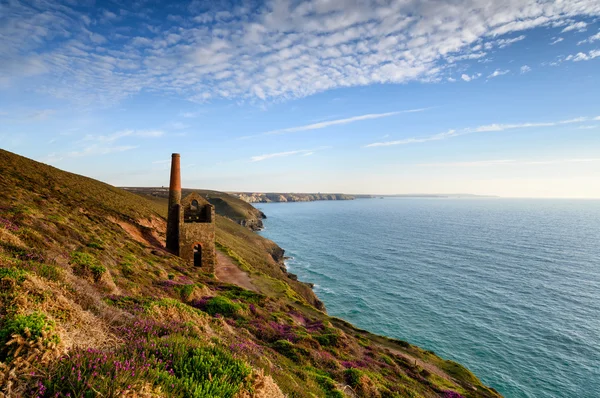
168, 153, 181, 209
166, 153, 181, 254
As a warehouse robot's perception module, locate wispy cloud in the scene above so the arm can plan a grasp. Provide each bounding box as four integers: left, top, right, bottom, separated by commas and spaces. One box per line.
550, 37, 564, 45
365, 116, 592, 148
562, 21, 588, 32
43, 145, 138, 163
260, 109, 426, 136
85, 130, 165, 143
488, 69, 510, 78
417, 158, 600, 167
520, 65, 532, 74
577, 31, 600, 45
251, 147, 330, 162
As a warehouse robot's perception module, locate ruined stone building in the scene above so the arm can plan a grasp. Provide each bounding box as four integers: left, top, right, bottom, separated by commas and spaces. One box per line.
166, 153, 216, 272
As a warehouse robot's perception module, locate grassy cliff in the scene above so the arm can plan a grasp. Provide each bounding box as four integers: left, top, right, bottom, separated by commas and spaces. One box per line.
0, 149, 501, 398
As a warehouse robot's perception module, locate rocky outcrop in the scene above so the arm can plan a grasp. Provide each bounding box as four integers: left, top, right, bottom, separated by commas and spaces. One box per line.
232, 192, 355, 203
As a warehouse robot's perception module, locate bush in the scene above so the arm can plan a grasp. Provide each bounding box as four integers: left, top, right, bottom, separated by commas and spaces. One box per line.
314, 374, 344, 398
70, 251, 105, 282
0, 312, 57, 357
314, 333, 339, 347
87, 241, 105, 250
344, 368, 363, 387
202, 296, 240, 317
177, 284, 196, 301
90, 264, 107, 282
0, 267, 28, 283
272, 339, 298, 361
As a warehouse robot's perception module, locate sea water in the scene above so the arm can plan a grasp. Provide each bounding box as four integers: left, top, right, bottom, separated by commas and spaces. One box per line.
256, 198, 600, 398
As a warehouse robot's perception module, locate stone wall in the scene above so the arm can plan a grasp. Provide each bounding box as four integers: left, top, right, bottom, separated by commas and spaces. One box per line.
178, 193, 216, 273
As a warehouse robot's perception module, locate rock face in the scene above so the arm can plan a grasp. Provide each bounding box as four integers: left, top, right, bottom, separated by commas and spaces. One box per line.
232, 192, 355, 203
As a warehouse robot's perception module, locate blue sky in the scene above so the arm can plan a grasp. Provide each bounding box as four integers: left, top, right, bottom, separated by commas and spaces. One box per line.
1, 0, 600, 197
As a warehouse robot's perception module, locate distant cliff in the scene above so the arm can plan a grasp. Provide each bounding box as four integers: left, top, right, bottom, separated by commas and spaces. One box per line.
231, 192, 358, 203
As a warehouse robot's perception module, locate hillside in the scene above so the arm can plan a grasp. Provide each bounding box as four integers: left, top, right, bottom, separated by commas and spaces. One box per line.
0, 149, 501, 398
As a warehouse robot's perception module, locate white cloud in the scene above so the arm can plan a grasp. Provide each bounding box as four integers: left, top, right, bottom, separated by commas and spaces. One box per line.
252, 109, 426, 137
251, 147, 329, 162
365, 116, 592, 147
495, 35, 526, 48
562, 21, 588, 32
578, 31, 600, 45
461, 73, 481, 82
488, 69, 510, 78
565, 49, 600, 61
3, 1, 600, 104
550, 37, 564, 45
520, 65, 532, 74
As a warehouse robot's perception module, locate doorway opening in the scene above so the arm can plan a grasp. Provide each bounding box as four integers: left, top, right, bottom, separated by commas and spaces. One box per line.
193, 244, 202, 267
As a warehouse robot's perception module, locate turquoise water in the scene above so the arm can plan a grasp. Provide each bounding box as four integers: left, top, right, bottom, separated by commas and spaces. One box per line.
256, 198, 600, 398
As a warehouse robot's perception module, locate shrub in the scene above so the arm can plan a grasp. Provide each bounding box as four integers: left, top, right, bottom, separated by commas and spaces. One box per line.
344, 368, 363, 387
314, 374, 344, 398
90, 264, 107, 282
168, 273, 175, 280
199, 296, 240, 317
272, 339, 299, 361
177, 284, 195, 301
0, 312, 57, 354
87, 241, 105, 250
70, 251, 105, 282
314, 333, 339, 347
0, 267, 28, 283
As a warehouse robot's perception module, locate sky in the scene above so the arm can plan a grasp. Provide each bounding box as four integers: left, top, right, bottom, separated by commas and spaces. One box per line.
1, 0, 600, 198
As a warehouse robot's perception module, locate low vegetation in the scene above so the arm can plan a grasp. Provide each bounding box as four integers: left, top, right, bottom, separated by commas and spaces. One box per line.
0, 149, 500, 398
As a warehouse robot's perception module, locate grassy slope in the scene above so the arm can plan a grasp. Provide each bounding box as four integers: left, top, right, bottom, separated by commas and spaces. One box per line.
0, 149, 501, 398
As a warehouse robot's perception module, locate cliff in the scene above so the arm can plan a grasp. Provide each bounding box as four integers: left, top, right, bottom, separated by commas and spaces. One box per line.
0, 149, 501, 398
231, 192, 358, 203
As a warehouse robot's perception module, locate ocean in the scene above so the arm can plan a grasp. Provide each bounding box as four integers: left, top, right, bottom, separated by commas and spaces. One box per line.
256, 198, 600, 398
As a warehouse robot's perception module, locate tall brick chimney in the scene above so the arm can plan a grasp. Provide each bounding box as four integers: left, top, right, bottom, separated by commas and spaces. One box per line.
168, 153, 182, 208
166, 153, 181, 254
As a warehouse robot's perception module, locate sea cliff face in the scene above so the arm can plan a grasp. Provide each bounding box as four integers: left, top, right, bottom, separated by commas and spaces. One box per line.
232, 192, 355, 203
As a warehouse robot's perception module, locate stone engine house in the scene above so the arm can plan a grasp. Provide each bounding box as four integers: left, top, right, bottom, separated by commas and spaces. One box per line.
166, 153, 216, 272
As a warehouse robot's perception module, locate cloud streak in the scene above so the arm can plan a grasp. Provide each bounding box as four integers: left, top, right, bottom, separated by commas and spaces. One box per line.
417, 158, 600, 167
251, 147, 330, 162
365, 116, 593, 147
261, 109, 426, 136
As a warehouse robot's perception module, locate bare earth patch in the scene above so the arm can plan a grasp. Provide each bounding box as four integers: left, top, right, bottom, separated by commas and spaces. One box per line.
215, 251, 256, 291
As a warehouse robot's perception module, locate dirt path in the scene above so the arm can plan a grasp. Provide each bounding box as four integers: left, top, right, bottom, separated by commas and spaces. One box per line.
215, 251, 257, 291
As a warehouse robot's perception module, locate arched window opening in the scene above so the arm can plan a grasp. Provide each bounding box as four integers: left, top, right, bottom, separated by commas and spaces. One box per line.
193, 244, 202, 267
191, 200, 199, 211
